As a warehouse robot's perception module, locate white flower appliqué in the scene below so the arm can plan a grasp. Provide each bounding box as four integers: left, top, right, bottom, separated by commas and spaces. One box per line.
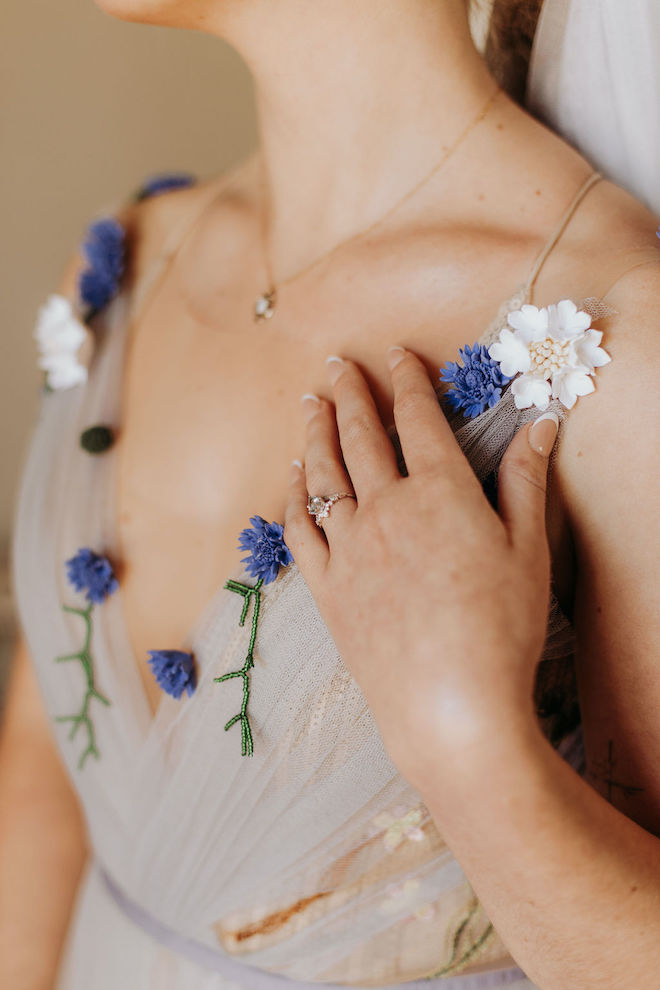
488, 299, 611, 411
34, 294, 93, 390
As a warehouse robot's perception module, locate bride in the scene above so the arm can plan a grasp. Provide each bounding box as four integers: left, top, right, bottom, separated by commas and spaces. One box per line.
2, 1, 659, 988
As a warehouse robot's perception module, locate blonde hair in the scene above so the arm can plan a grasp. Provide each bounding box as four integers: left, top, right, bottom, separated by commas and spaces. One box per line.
470, 0, 544, 103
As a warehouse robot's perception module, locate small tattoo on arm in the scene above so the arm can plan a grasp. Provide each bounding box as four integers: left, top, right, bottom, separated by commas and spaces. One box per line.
587, 739, 645, 802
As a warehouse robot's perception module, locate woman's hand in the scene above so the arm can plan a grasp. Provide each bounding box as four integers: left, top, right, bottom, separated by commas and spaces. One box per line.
283, 347, 559, 781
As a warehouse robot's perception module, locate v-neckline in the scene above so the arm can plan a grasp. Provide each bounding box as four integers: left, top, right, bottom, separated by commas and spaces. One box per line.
104, 280, 233, 734
94, 168, 604, 736
101, 270, 532, 739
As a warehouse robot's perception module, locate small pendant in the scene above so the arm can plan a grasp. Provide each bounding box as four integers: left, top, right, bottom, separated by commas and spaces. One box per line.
254, 288, 277, 322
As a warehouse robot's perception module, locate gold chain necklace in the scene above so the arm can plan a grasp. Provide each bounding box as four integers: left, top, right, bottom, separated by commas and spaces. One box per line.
253, 84, 501, 323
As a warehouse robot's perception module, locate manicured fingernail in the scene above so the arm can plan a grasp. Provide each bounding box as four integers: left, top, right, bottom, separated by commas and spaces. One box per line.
301, 393, 321, 421
387, 345, 406, 370
325, 355, 344, 385
528, 411, 559, 456
290, 458, 303, 482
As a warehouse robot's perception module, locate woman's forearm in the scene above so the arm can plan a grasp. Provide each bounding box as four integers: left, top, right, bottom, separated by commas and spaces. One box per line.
0, 640, 89, 990
406, 717, 660, 990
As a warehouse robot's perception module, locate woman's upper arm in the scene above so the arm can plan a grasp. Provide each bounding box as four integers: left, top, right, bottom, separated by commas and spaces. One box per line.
0, 631, 82, 821
555, 261, 660, 835
1, 631, 55, 747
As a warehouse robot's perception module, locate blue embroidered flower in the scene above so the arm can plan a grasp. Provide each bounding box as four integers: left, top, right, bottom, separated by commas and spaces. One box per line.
238, 515, 293, 585
147, 649, 196, 699
136, 171, 197, 200
78, 217, 126, 311
438, 342, 512, 418
65, 547, 119, 604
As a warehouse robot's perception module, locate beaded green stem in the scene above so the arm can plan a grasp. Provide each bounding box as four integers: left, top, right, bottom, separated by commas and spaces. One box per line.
214, 578, 264, 757
54, 602, 111, 770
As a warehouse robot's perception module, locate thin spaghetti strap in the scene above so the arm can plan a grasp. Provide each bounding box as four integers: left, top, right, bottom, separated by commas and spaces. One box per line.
157, 174, 233, 260
524, 170, 603, 304
125, 170, 239, 326
601, 255, 660, 301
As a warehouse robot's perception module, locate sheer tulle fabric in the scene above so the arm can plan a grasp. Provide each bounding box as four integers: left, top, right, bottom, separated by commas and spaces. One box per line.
11, 243, 604, 987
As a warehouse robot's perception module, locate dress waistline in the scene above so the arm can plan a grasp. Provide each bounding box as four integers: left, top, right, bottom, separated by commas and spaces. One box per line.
95, 860, 529, 989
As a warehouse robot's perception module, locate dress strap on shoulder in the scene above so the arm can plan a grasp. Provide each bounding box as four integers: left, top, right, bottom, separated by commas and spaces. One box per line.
600, 254, 660, 301
157, 173, 232, 261
524, 170, 603, 303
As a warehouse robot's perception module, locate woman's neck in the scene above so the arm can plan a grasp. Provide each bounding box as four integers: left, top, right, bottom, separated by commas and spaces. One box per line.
204, 0, 497, 278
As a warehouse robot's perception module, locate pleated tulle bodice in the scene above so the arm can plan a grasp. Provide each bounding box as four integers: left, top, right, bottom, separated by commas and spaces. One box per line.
10, 251, 594, 985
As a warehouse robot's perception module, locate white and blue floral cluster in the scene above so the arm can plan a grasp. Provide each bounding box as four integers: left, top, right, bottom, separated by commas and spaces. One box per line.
439, 299, 611, 417
34, 170, 197, 392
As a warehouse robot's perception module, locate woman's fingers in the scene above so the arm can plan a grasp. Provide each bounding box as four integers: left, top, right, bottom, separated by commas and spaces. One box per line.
497, 412, 558, 559
387, 347, 470, 478
325, 356, 400, 498
283, 456, 330, 574
298, 393, 357, 538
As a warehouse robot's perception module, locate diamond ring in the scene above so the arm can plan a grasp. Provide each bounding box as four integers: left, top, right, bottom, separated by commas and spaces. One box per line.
307, 492, 357, 526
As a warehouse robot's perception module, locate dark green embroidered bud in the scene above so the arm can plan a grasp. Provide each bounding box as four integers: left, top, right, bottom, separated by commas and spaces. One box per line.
80, 425, 115, 454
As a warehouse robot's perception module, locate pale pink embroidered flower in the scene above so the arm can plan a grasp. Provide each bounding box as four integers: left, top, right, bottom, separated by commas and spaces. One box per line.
413, 902, 436, 922
372, 805, 426, 853
378, 878, 421, 914
378, 880, 436, 923
488, 298, 611, 411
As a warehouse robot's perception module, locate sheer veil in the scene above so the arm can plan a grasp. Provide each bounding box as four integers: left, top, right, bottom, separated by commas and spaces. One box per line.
525, 0, 660, 215
472, 0, 660, 216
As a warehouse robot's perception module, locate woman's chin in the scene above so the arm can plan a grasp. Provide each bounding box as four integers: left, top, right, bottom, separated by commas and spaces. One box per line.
90, 0, 190, 27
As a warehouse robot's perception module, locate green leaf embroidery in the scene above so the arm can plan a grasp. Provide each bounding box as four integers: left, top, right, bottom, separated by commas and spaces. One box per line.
54, 602, 111, 770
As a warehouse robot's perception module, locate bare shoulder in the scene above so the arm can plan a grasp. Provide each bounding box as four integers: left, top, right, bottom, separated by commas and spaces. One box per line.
533, 173, 659, 303
539, 185, 660, 834
51, 173, 222, 302
118, 174, 229, 292
115, 159, 259, 304
547, 178, 660, 536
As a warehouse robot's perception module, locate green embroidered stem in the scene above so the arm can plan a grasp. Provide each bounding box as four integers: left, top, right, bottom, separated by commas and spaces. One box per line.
436, 921, 494, 977
54, 602, 111, 770
214, 578, 264, 757
424, 899, 494, 979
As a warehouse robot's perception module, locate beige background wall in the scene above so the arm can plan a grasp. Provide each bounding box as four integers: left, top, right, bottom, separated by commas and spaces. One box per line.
1, 0, 257, 682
